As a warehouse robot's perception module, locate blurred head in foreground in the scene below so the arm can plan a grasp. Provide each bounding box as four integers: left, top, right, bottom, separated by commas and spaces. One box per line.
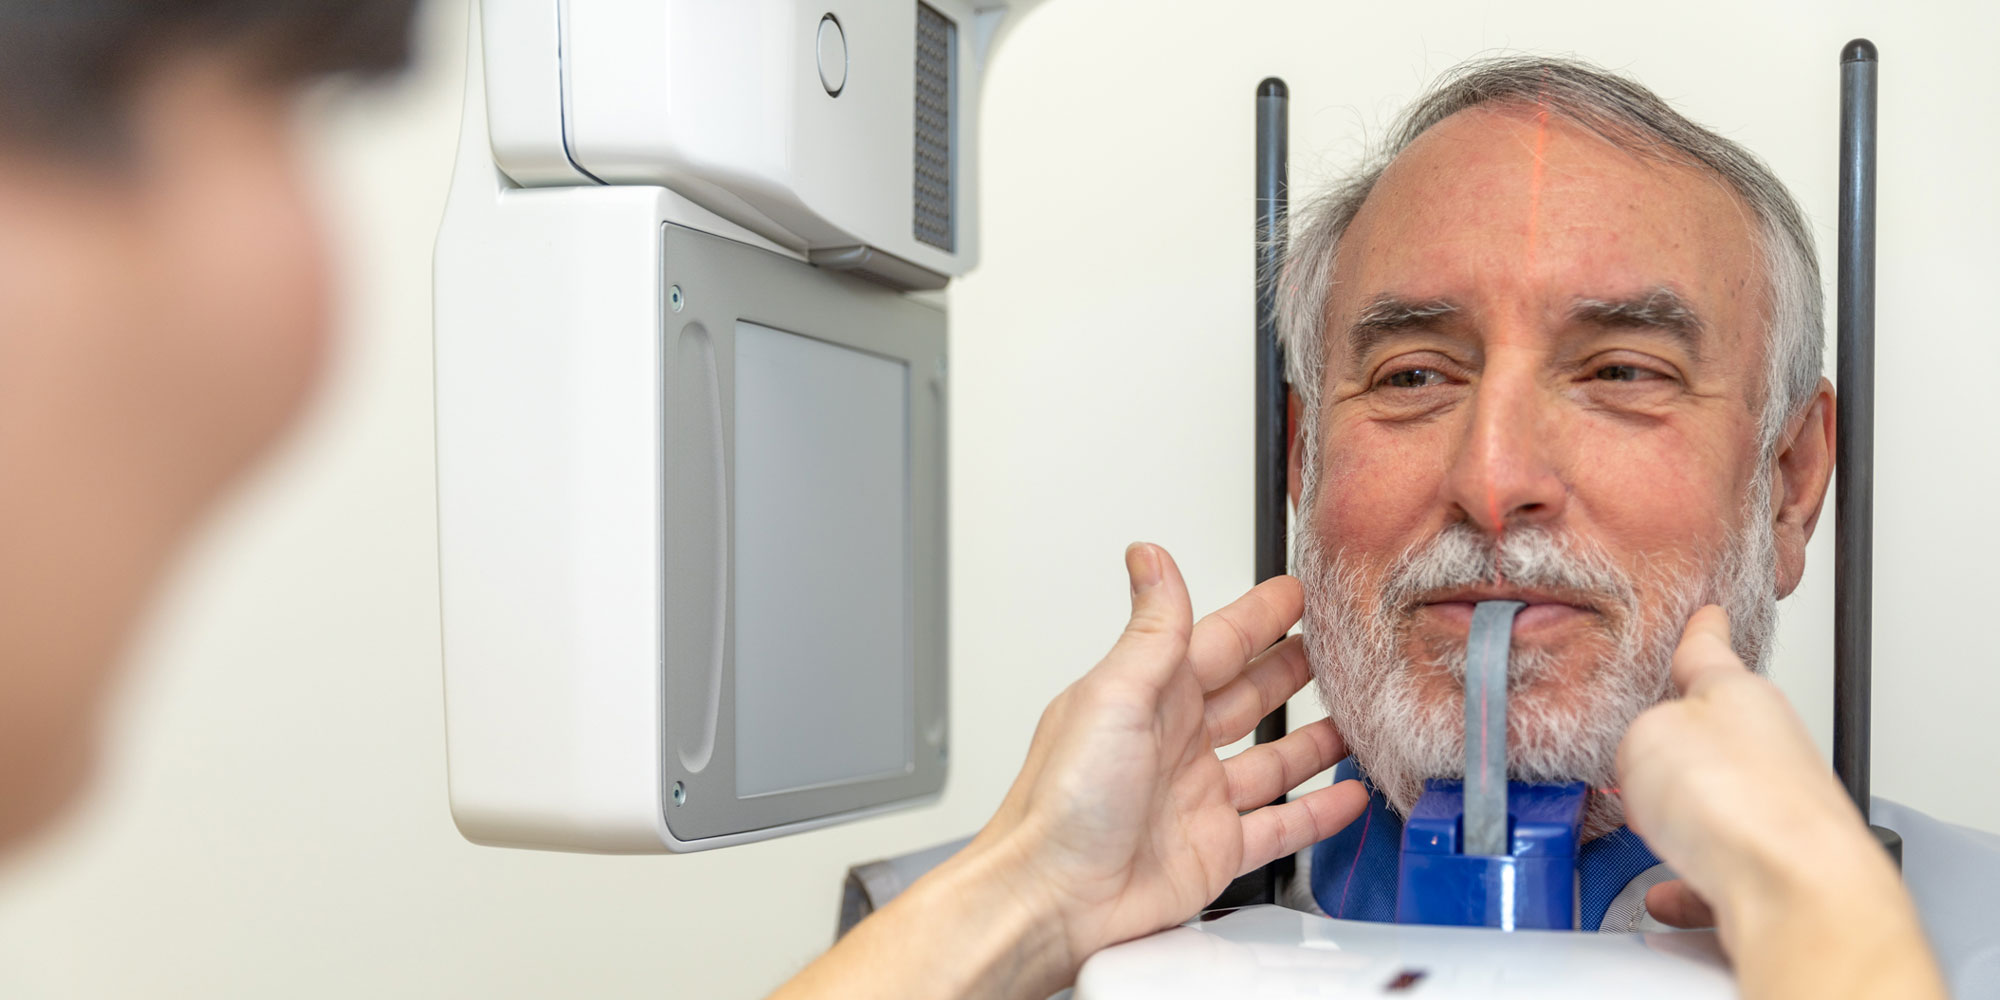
1280, 58, 1836, 837
0, 1, 417, 849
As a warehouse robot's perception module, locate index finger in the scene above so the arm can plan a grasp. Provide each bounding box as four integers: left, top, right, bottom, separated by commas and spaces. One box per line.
1670, 605, 1747, 696
1185, 575, 1304, 692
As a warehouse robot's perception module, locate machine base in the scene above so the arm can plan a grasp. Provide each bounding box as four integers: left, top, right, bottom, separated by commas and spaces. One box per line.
1073, 904, 1731, 999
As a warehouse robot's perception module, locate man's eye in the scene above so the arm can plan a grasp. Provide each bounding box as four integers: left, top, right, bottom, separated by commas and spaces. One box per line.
1380, 368, 1445, 389
1594, 364, 1652, 382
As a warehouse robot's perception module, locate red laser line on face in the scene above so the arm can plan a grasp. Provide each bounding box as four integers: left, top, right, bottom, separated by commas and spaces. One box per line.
1488, 466, 1507, 583
1522, 100, 1552, 272
1489, 94, 1554, 582
1479, 664, 1491, 805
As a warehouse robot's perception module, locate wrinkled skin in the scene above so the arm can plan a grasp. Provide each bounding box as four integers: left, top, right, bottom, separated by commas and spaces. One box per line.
1288, 105, 1835, 775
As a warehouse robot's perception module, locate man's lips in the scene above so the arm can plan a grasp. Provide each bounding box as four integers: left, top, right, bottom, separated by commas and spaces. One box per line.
1414, 589, 1600, 637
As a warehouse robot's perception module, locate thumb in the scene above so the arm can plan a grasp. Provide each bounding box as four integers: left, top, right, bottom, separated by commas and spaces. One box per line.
1643, 879, 1717, 929
1114, 543, 1194, 682
1670, 605, 1747, 696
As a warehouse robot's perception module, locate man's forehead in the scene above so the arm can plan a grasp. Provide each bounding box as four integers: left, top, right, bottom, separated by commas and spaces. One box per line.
1325, 105, 1764, 350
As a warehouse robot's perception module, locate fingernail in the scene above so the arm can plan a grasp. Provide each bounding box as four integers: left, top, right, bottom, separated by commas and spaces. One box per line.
1126, 542, 1162, 591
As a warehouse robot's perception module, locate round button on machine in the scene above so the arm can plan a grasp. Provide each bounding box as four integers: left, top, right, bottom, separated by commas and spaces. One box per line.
816, 14, 847, 96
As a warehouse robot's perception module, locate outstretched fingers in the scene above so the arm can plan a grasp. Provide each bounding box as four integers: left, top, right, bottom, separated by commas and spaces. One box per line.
1236, 780, 1370, 878
1185, 575, 1304, 693
1203, 635, 1311, 747
1222, 717, 1345, 810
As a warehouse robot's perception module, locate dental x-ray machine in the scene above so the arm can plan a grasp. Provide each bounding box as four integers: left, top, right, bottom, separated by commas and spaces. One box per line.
433, 3, 1888, 995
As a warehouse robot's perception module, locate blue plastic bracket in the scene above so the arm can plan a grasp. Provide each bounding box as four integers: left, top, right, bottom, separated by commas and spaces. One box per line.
1395, 778, 1587, 930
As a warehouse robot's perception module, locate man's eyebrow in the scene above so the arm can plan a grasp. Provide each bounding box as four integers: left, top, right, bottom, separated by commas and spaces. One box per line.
1567, 287, 1708, 358
1343, 296, 1461, 366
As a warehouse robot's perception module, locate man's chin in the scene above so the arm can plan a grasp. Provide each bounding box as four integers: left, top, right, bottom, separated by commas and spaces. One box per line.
1401, 659, 1626, 724
1345, 679, 1636, 840
1408, 632, 1619, 692
1578, 792, 1628, 841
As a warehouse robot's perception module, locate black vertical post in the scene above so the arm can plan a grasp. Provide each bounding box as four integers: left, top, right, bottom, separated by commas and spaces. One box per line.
1836, 39, 1898, 863
1254, 77, 1290, 740
1834, 40, 1875, 816
1209, 78, 1292, 912
1251, 76, 1291, 895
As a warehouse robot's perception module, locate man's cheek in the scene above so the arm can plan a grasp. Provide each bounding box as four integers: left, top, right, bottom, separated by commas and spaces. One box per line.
1565, 422, 1736, 551
1318, 433, 1447, 544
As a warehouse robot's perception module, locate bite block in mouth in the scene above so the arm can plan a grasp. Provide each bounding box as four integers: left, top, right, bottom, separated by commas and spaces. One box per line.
1463, 599, 1524, 856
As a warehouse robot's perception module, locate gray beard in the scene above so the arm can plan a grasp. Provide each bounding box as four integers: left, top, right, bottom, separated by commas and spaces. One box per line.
1294, 480, 1778, 840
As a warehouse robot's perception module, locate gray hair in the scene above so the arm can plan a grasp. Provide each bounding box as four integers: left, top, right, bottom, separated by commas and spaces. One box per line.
1277, 56, 1823, 500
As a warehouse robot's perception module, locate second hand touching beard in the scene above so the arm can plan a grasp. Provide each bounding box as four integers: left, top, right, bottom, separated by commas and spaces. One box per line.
1297, 476, 1779, 839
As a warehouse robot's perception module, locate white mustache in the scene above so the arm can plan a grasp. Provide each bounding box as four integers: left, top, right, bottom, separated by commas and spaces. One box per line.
1377, 522, 1637, 621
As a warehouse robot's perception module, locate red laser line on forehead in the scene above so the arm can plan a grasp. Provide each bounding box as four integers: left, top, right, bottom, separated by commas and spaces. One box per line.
1488, 91, 1554, 578
1522, 100, 1552, 270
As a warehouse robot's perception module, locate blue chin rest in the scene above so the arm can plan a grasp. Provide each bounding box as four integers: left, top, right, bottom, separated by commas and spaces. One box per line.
1395, 599, 1588, 931
1396, 778, 1588, 930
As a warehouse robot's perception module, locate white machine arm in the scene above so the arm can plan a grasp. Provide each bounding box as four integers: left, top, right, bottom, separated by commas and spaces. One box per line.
477, 0, 1014, 283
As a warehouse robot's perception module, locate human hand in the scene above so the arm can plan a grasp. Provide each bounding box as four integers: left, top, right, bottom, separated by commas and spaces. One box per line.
963, 543, 1368, 983
1617, 605, 1867, 932
1615, 606, 1944, 999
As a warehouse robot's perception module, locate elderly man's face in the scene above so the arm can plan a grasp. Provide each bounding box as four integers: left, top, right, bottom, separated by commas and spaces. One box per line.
1293, 106, 1832, 830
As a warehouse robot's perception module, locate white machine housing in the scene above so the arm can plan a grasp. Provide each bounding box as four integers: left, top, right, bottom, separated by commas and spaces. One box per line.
480, 0, 1000, 284
435, 0, 1000, 853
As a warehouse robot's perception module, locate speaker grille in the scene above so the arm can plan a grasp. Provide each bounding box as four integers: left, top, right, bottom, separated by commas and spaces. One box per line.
913, 3, 955, 252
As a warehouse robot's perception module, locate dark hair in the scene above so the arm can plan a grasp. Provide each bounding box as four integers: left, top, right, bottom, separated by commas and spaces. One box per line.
0, 0, 420, 151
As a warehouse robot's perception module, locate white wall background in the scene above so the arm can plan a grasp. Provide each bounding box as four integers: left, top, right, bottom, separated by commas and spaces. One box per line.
1, 1, 1994, 997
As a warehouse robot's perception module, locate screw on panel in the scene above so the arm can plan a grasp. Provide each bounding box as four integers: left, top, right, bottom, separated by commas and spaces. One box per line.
669, 285, 685, 312
671, 781, 686, 806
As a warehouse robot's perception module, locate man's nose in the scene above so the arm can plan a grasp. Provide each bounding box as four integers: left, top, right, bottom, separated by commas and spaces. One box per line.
1440, 359, 1567, 533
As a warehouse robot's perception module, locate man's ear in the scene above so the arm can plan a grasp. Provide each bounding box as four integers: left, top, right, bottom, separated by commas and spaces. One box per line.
1771, 377, 1836, 598
1287, 388, 1303, 511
